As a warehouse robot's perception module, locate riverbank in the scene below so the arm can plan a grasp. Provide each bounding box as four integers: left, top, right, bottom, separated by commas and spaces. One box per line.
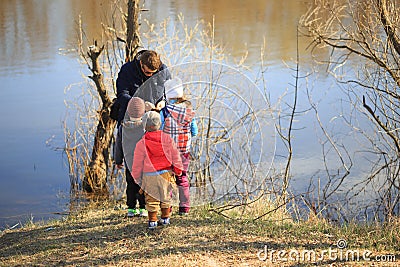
0, 201, 398, 266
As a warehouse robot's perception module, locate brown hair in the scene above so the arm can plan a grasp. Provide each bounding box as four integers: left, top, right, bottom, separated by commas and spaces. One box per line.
140, 50, 162, 71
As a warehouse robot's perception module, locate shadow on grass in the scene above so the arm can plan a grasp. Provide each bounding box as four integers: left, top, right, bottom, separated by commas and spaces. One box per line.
1, 212, 397, 266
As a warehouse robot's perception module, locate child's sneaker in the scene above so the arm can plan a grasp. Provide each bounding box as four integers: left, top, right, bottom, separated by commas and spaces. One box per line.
127, 208, 139, 217
139, 208, 148, 217
159, 217, 170, 226
148, 221, 158, 230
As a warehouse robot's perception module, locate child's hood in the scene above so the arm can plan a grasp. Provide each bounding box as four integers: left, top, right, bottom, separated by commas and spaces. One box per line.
143, 131, 169, 156
123, 119, 143, 129
165, 103, 195, 126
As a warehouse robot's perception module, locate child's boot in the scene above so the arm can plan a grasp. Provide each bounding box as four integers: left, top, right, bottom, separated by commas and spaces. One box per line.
148, 211, 158, 230
159, 208, 170, 226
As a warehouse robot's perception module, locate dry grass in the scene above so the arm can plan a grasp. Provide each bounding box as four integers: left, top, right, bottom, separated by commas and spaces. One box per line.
0, 202, 399, 267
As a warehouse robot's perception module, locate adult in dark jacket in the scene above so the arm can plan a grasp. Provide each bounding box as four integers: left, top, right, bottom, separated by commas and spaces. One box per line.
116, 50, 171, 124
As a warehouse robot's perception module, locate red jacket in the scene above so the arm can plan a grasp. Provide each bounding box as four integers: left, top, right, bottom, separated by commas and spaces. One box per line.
131, 131, 183, 182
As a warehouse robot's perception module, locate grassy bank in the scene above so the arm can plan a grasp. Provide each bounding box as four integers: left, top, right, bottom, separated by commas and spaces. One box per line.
0, 201, 399, 267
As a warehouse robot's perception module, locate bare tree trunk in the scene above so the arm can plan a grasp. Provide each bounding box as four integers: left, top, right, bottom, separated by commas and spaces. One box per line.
126, 0, 141, 62
82, 1, 142, 193
83, 43, 116, 193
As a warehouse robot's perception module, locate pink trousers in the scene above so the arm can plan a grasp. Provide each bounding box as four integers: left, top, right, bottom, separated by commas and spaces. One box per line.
176, 152, 190, 213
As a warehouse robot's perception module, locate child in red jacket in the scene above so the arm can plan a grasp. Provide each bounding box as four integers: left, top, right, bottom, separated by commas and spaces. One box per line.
131, 111, 183, 229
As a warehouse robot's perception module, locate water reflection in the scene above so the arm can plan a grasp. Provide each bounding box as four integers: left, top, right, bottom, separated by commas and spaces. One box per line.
0, 0, 317, 73
0, 0, 110, 74
144, 0, 316, 63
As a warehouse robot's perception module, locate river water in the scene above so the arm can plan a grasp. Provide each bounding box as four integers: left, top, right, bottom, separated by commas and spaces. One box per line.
0, 0, 361, 228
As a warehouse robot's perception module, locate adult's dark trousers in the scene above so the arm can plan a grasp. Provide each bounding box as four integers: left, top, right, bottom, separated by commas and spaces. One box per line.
125, 168, 145, 210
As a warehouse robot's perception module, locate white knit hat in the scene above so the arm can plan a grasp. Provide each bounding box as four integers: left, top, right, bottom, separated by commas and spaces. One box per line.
165, 77, 183, 99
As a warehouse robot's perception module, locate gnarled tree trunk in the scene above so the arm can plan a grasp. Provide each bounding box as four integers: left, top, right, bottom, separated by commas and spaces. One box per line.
83, 43, 116, 194
82, 0, 142, 193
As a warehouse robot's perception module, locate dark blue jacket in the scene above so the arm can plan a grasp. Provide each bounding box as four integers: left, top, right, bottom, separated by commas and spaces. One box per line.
115, 50, 170, 123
